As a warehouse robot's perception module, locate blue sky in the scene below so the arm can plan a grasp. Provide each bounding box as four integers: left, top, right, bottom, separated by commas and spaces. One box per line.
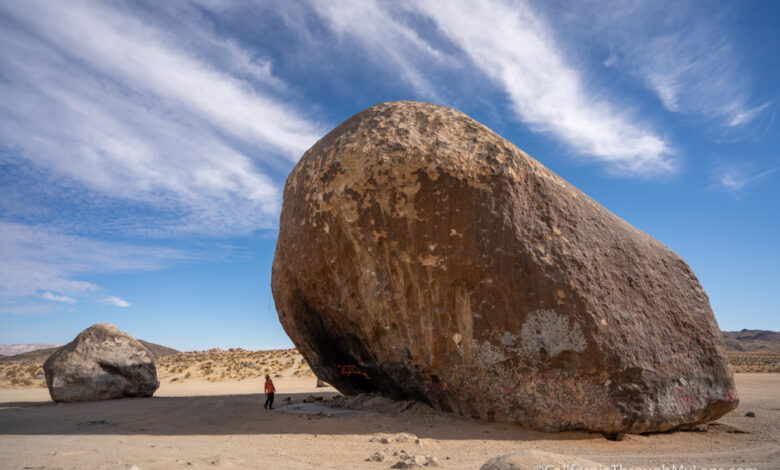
0, 0, 777, 351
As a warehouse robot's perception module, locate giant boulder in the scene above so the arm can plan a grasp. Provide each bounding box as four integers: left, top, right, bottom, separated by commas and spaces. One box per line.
271, 101, 737, 433
44, 323, 159, 402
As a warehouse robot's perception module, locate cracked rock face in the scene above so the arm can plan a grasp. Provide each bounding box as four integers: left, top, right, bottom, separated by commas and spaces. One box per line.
44, 323, 159, 402
271, 101, 737, 433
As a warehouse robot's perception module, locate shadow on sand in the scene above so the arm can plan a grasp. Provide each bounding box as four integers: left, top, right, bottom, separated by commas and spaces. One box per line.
0, 391, 605, 442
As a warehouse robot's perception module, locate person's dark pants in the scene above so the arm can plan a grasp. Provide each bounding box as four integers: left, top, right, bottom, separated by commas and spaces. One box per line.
264, 392, 274, 409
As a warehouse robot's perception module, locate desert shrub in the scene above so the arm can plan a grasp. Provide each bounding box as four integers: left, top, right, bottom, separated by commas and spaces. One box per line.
728, 351, 780, 372
9, 377, 33, 386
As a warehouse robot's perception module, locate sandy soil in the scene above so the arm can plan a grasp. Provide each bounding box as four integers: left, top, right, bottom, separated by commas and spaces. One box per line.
0, 373, 777, 470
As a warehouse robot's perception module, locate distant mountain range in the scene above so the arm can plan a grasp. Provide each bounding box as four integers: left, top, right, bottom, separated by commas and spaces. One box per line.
137, 340, 180, 358
0, 340, 179, 363
721, 330, 780, 352
0, 344, 60, 357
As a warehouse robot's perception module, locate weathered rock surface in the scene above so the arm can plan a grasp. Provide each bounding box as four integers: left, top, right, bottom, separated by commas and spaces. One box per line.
271, 101, 737, 433
44, 323, 159, 402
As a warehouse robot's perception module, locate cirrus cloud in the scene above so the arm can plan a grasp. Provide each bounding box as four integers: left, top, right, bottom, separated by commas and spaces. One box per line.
101, 297, 132, 308
41, 292, 77, 304
0, 0, 323, 237
309, 0, 675, 176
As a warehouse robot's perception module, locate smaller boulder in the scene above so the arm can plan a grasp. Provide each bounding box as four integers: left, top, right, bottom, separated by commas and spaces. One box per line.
44, 323, 159, 402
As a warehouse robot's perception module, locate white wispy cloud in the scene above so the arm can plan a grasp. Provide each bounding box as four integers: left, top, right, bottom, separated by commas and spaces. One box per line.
0, 0, 323, 236
41, 292, 77, 304
309, 0, 454, 99
0, 1, 329, 311
0, 304, 62, 316
716, 164, 780, 192
101, 297, 132, 308
5, 0, 321, 159
728, 103, 772, 128
0, 222, 180, 299
410, 0, 674, 176
560, 0, 768, 129
296, 0, 675, 175
204, 1, 667, 177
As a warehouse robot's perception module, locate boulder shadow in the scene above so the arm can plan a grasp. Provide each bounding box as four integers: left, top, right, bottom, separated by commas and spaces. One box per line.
0, 391, 603, 442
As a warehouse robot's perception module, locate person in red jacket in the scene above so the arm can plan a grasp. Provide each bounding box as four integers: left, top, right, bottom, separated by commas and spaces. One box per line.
264, 374, 276, 410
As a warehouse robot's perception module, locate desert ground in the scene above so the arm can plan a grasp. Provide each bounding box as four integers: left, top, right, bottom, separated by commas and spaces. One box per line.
0, 347, 778, 470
